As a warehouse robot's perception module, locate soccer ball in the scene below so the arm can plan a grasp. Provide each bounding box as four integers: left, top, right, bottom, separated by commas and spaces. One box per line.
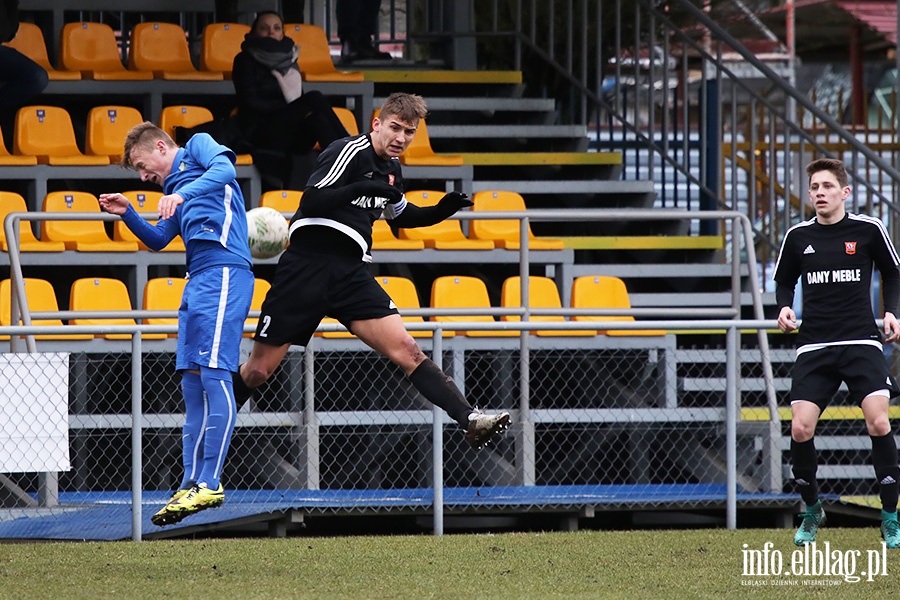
246, 206, 289, 259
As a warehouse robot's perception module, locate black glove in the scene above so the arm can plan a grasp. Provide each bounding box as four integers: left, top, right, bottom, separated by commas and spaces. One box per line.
437, 191, 473, 212
349, 179, 403, 204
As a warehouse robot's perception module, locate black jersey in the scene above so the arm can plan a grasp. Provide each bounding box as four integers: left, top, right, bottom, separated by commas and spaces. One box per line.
290, 133, 407, 262
773, 212, 900, 351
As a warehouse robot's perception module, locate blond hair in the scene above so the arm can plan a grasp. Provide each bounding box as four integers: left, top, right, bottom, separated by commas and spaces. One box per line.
122, 121, 177, 169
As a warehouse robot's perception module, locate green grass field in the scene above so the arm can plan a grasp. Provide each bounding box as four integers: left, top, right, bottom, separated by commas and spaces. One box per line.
0, 528, 895, 598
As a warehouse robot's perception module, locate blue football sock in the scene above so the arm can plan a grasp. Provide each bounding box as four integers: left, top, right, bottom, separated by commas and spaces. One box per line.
197, 367, 237, 489
180, 371, 207, 489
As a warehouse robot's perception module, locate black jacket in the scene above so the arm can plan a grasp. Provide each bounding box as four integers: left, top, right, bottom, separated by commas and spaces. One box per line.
1, 0, 19, 43
231, 36, 295, 135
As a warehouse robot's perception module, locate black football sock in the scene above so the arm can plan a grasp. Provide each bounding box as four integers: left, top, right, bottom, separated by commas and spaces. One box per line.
791, 437, 820, 506
871, 433, 900, 513
231, 366, 254, 405
408, 358, 473, 428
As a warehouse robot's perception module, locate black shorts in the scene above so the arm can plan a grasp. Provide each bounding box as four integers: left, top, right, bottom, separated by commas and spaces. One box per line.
254, 248, 399, 346
790, 344, 900, 409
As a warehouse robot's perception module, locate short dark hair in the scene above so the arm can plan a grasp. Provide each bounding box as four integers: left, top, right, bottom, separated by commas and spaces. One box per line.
379, 93, 428, 124
806, 158, 848, 188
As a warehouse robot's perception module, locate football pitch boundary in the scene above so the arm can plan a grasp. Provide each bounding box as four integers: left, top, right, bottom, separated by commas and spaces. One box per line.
0, 528, 896, 598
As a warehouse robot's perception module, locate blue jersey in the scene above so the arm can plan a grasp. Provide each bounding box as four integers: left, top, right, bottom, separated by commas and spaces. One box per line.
121, 133, 252, 274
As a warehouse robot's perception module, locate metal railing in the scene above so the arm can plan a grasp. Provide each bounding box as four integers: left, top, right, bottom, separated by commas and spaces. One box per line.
0, 316, 783, 540
398, 0, 900, 281
1, 208, 780, 539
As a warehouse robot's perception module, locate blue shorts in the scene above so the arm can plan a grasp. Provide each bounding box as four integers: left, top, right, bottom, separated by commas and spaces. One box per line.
176, 265, 254, 372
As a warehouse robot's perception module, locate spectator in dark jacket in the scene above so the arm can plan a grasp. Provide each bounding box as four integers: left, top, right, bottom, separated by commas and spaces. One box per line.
0, 0, 48, 111
231, 10, 349, 190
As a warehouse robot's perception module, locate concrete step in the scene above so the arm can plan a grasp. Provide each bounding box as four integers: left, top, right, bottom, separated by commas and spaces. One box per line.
430, 124, 588, 152
472, 179, 653, 195
429, 124, 586, 139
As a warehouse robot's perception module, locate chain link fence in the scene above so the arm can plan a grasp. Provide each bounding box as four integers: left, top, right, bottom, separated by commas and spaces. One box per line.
0, 321, 894, 540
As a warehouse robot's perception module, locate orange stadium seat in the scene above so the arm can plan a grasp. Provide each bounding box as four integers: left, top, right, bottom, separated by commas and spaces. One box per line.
371, 220, 424, 250
0, 192, 65, 252
60, 22, 153, 80
4, 22, 80, 80
332, 107, 360, 135
113, 191, 186, 252
0, 124, 37, 166
129, 22, 223, 80
71, 277, 166, 340
85, 105, 144, 162
313, 107, 359, 151
377, 276, 429, 338
501, 276, 594, 337
571, 275, 666, 337
158, 105, 214, 140
259, 190, 302, 216
142, 277, 187, 336
470, 190, 565, 250
200, 22, 250, 77
283, 23, 364, 82
159, 105, 251, 164
399, 118, 463, 166
244, 278, 271, 338
321, 276, 429, 339
0, 278, 91, 341
14, 106, 110, 165
41, 191, 139, 252
430, 275, 517, 337
399, 190, 492, 250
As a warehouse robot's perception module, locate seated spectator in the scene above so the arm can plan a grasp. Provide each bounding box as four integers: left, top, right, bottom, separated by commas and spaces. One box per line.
0, 0, 48, 113
232, 10, 350, 190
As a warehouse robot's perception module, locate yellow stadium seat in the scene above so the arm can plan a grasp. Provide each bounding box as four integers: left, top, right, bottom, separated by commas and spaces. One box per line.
399, 118, 463, 166
0, 124, 37, 166
244, 278, 272, 338
42, 191, 139, 252
128, 22, 223, 80
283, 24, 364, 82
14, 106, 110, 165
470, 190, 565, 250
318, 316, 352, 338
399, 190, 492, 250
571, 275, 666, 337
321, 275, 429, 339
430, 275, 517, 337
142, 277, 187, 336
85, 105, 144, 162
159, 105, 250, 163
70, 277, 166, 340
502, 276, 594, 337
112, 191, 186, 252
312, 107, 359, 151
332, 107, 360, 136
158, 105, 214, 140
4, 22, 81, 80
0, 278, 91, 340
259, 190, 302, 216
200, 22, 250, 77
372, 220, 424, 250
0, 192, 65, 252
377, 276, 429, 338
60, 22, 153, 80
370, 109, 461, 167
